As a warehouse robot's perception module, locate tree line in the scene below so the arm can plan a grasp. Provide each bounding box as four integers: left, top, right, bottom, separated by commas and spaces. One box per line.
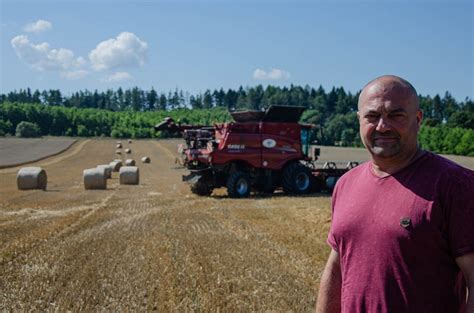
0, 102, 231, 139
2, 85, 473, 126
0, 85, 473, 156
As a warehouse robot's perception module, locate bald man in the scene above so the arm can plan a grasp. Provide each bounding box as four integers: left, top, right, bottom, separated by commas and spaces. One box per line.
315, 75, 474, 313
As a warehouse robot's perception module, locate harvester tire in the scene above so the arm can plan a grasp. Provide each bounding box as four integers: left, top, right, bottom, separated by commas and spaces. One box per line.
190, 179, 213, 196
227, 171, 251, 198
282, 162, 312, 194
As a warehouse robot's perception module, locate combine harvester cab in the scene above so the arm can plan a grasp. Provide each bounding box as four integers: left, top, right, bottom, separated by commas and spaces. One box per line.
155, 105, 357, 198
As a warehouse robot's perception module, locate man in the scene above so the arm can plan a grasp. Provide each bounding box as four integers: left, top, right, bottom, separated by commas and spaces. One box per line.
315, 75, 474, 313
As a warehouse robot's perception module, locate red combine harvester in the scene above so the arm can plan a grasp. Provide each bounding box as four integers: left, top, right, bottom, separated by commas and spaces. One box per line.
155, 105, 358, 197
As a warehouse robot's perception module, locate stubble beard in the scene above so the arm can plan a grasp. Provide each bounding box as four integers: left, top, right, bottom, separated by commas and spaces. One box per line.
369, 140, 402, 158
367, 131, 403, 159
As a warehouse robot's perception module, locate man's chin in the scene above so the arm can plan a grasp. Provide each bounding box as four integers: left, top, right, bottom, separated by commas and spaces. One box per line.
370, 146, 401, 159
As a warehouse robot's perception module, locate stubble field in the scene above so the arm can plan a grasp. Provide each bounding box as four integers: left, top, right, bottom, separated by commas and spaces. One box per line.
1, 138, 472, 311
0, 138, 333, 312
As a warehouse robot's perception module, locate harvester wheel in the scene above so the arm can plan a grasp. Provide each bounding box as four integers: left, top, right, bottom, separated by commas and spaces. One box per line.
282, 162, 313, 194
227, 171, 251, 198
190, 179, 213, 196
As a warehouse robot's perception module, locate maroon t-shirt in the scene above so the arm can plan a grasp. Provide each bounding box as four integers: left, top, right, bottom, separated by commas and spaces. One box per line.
328, 151, 474, 313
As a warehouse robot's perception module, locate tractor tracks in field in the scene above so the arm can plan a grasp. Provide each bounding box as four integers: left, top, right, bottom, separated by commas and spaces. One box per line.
207, 205, 319, 283
153, 141, 177, 161
0, 189, 117, 266
54, 191, 117, 238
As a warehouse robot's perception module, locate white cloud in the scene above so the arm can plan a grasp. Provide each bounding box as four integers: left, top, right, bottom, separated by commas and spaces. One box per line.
61, 70, 89, 80
253, 68, 291, 80
24, 19, 52, 33
89, 32, 148, 71
11, 35, 85, 72
101, 71, 133, 83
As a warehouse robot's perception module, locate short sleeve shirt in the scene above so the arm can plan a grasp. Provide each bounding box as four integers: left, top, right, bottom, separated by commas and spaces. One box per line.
328, 152, 474, 313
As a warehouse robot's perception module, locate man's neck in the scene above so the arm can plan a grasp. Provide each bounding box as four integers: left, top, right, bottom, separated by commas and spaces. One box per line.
370, 148, 424, 178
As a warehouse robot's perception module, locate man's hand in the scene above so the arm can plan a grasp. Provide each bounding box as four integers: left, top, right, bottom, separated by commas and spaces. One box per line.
456, 252, 474, 313
315, 249, 342, 313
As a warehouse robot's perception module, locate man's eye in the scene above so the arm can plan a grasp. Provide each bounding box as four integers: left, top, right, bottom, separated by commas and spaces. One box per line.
391, 114, 406, 119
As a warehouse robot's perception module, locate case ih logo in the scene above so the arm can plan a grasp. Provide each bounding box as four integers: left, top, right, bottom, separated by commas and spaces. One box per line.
262, 139, 276, 148
228, 144, 245, 149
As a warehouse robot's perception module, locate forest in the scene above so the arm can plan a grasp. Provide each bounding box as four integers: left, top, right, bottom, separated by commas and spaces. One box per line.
1, 85, 473, 156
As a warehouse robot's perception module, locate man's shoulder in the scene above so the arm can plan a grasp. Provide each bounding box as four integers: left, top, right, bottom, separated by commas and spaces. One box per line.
414, 152, 474, 197
339, 161, 370, 180
333, 161, 370, 191
421, 151, 473, 179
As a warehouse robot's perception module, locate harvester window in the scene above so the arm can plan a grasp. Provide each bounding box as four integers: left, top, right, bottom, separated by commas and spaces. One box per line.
301, 128, 310, 156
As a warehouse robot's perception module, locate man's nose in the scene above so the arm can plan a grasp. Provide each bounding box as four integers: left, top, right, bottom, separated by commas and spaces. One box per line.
375, 117, 391, 132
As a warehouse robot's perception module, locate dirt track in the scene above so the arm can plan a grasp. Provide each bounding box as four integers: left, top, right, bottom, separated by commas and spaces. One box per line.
0, 139, 332, 311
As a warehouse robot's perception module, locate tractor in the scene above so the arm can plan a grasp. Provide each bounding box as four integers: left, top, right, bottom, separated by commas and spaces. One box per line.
155, 105, 357, 198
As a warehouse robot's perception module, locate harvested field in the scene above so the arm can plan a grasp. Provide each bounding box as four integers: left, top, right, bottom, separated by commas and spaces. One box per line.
1, 139, 472, 311
0, 137, 77, 169
312, 145, 474, 170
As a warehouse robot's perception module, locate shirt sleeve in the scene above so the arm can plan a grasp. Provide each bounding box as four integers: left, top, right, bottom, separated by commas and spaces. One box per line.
445, 169, 474, 257
327, 180, 340, 251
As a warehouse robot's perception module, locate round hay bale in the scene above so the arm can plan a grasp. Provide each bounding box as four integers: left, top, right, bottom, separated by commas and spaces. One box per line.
97, 164, 113, 179
125, 148, 131, 154
115, 149, 122, 155
83, 168, 107, 190
116, 143, 122, 149
128, 139, 132, 144
17, 167, 47, 190
109, 160, 123, 172
141, 156, 151, 163
119, 166, 139, 185
125, 159, 136, 166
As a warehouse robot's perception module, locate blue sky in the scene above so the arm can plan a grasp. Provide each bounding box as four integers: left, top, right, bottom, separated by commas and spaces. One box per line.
1, 0, 472, 101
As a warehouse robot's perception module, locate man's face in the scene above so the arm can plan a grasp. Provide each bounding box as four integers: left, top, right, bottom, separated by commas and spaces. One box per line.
357, 83, 422, 160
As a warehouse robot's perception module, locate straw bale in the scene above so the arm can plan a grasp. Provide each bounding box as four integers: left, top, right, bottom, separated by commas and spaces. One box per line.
83, 168, 107, 190
125, 159, 135, 166
97, 164, 113, 179
110, 160, 123, 172
17, 167, 47, 190
119, 166, 139, 185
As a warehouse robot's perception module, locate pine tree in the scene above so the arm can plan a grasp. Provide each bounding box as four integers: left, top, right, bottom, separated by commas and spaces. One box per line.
146, 88, 158, 111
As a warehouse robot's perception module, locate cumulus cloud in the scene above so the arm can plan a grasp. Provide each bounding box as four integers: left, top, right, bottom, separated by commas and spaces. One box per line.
101, 71, 133, 83
89, 32, 148, 71
11, 35, 85, 72
24, 19, 52, 33
253, 68, 291, 80
61, 70, 89, 80
11, 30, 148, 82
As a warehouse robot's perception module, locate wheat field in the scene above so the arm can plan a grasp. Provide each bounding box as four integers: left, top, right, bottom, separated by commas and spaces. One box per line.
0, 139, 334, 311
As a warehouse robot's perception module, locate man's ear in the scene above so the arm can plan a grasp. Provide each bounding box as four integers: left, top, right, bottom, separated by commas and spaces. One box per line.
357, 111, 361, 121
416, 110, 423, 126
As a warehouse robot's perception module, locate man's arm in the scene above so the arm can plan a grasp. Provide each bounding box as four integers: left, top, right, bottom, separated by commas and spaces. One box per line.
456, 252, 474, 313
315, 249, 342, 313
